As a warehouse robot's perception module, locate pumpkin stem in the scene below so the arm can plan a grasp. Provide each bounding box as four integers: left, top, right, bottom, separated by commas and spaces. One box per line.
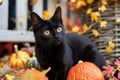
14, 45, 19, 58
78, 60, 83, 63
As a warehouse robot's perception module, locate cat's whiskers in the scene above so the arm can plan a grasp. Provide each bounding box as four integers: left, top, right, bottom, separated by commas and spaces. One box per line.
39, 39, 43, 43
44, 44, 54, 57
46, 46, 51, 57
39, 40, 48, 49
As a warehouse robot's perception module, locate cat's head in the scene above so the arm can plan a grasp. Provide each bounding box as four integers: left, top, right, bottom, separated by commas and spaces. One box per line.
31, 7, 65, 46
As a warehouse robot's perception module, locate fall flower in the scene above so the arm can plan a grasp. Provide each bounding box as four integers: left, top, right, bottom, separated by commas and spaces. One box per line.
103, 65, 114, 77
103, 58, 120, 80
114, 59, 120, 68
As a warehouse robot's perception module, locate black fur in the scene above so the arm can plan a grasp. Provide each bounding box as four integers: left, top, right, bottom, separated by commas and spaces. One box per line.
31, 7, 106, 80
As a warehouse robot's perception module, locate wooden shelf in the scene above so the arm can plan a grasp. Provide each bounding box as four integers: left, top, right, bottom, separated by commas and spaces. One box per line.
0, 30, 35, 42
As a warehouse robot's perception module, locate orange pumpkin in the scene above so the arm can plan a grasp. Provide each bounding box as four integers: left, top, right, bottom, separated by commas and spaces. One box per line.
10, 45, 30, 68
67, 61, 104, 80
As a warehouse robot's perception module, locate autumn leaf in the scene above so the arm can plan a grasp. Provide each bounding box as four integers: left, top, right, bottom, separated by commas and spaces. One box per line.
91, 12, 100, 22
17, 68, 51, 80
0, 62, 3, 67
99, 5, 107, 13
37, 67, 51, 79
106, 46, 113, 53
86, 8, 92, 14
76, 0, 86, 9
83, 24, 89, 32
108, 41, 115, 49
105, 41, 115, 53
23, 69, 35, 80
92, 29, 100, 37
95, 12, 100, 17
87, 0, 94, 4
101, 0, 108, 5
4, 74, 15, 80
116, 19, 120, 22
100, 21, 107, 28
71, 25, 80, 32
70, 0, 76, 2
43, 10, 51, 20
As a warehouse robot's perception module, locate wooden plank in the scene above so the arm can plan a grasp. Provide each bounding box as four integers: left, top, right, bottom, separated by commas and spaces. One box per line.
99, 49, 120, 53
16, 0, 27, 31
47, 0, 67, 26
101, 11, 120, 14
95, 39, 120, 42
0, 30, 35, 42
33, 0, 43, 17
98, 44, 120, 48
0, 0, 8, 30
48, 0, 56, 15
101, 17, 120, 20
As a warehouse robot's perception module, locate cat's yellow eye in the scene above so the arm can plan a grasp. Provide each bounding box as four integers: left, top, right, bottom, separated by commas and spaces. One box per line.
57, 27, 62, 32
44, 30, 50, 36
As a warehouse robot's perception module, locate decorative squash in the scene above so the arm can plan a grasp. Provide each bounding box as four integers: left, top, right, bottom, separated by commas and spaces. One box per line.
16, 67, 51, 80
26, 52, 40, 70
67, 61, 104, 80
10, 45, 30, 69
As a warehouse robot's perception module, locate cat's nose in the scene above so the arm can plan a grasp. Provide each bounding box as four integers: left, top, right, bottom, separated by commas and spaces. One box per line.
54, 35, 60, 41
54, 34, 59, 39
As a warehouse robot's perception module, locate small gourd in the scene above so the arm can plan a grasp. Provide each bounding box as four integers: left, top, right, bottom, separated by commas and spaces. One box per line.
10, 45, 30, 69
26, 52, 40, 70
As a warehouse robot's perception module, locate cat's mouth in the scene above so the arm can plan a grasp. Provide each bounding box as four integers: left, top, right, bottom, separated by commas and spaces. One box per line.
54, 39, 61, 45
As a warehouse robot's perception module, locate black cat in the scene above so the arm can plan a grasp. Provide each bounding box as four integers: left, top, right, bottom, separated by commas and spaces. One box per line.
31, 7, 106, 80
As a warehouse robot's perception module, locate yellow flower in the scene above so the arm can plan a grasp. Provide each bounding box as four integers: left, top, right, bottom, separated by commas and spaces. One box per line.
83, 24, 89, 32
100, 21, 107, 28
91, 12, 100, 22
92, 29, 100, 37
87, 0, 94, 4
106, 46, 113, 53
99, 5, 107, 13
86, 8, 92, 14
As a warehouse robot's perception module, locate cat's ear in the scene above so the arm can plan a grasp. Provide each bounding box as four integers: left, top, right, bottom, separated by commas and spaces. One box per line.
51, 7, 62, 23
31, 12, 43, 26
